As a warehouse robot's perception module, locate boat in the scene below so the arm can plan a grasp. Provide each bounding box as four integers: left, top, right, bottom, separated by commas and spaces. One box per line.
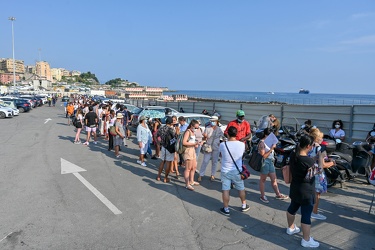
299, 88, 310, 94
267, 92, 275, 95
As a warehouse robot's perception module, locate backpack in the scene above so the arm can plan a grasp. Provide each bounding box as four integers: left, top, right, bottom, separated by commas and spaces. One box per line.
175, 131, 189, 154
165, 130, 176, 153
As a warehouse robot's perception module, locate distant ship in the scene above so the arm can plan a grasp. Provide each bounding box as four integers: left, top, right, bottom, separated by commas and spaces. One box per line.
267, 92, 275, 95
299, 88, 310, 94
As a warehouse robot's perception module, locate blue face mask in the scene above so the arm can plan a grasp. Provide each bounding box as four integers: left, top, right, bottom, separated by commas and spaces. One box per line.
211, 121, 216, 126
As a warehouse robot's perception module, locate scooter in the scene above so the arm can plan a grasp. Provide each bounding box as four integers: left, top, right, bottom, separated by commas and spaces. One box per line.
323, 135, 373, 186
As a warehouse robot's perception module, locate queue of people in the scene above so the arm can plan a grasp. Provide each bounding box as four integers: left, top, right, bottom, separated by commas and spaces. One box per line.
69, 102, 344, 248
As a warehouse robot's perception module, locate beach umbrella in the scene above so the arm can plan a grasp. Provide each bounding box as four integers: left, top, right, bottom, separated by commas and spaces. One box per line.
139, 109, 165, 120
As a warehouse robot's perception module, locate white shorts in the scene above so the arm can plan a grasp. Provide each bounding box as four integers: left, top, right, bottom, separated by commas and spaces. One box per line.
160, 146, 175, 162
86, 126, 97, 133
140, 142, 149, 155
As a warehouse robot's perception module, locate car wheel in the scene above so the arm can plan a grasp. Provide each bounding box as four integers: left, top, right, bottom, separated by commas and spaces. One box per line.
0, 112, 5, 119
19, 107, 25, 113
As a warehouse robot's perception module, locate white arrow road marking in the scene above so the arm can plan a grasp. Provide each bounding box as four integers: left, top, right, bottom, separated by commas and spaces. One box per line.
44, 118, 52, 124
61, 158, 122, 215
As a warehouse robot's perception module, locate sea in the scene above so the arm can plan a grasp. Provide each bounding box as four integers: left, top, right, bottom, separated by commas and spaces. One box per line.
169, 90, 375, 105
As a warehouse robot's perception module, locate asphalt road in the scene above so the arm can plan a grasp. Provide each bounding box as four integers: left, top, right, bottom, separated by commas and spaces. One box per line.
0, 105, 374, 250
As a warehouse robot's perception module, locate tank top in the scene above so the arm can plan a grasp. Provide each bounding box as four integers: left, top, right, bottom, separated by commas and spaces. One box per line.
260, 140, 274, 159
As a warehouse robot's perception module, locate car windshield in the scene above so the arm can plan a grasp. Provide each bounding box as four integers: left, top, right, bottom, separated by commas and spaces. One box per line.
133, 107, 144, 114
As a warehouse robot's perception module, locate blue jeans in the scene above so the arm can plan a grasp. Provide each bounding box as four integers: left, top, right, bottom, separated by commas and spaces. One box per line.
147, 141, 152, 156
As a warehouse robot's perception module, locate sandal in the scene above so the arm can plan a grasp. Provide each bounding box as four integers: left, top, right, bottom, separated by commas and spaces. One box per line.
197, 176, 202, 182
185, 185, 194, 191
163, 178, 170, 183
156, 176, 161, 181
276, 194, 289, 200
190, 182, 200, 186
210, 175, 215, 181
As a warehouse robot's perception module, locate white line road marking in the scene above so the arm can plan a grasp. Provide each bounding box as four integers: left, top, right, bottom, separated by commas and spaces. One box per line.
61, 158, 122, 215
44, 118, 52, 124
73, 173, 122, 215
0, 232, 13, 243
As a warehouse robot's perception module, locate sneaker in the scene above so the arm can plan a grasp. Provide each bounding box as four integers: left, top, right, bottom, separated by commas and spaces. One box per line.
311, 213, 327, 220
83, 142, 89, 146
141, 162, 147, 167
260, 196, 269, 203
151, 155, 157, 160
301, 237, 320, 248
241, 204, 250, 212
286, 224, 301, 235
93, 141, 97, 145
220, 207, 230, 216
276, 194, 289, 200
116, 155, 121, 158
137, 160, 142, 165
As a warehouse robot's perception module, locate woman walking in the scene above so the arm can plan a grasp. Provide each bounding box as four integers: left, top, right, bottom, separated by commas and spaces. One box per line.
73, 108, 84, 144
136, 116, 152, 167
183, 119, 200, 191
114, 113, 125, 158
108, 110, 116, 151
198, 116, 223, 181
286, 135, 320, 248
258, 128, 288, 203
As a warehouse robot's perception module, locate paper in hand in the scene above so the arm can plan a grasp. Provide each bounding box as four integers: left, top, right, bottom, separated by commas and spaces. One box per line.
264, 132, 278, 148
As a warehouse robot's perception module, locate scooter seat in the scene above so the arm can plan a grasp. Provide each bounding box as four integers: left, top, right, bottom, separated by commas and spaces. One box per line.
330, 151, 353, 163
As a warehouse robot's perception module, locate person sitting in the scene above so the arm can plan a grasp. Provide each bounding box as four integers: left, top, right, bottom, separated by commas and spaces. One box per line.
329, 120, 345, 141
179, 107, 185, 113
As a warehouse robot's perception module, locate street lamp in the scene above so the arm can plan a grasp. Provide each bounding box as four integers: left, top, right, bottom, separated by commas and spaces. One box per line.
8, 16, 16, 89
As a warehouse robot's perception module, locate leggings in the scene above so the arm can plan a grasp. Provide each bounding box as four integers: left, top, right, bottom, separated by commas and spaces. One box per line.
287, 199, 313, 225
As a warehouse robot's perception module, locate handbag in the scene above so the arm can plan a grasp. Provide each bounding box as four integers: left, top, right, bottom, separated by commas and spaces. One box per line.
224, 142, 250, 180
248, 149, 264, 172
202, 143, 212, 153
282, 165, 292, 184
109, 126, 117, 136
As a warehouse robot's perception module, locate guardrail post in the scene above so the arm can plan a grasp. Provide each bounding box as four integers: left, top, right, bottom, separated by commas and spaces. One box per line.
349, 105, 354, 142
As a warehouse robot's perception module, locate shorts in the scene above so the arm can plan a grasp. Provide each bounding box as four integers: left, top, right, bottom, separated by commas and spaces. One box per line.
183, 147, 196, 161
86, 126, 97, 133
221, 169, 245, 191
260, 158, 275, 175
140, 142, 149, 155
115, 136, 122, 146
160, 146, 175, 162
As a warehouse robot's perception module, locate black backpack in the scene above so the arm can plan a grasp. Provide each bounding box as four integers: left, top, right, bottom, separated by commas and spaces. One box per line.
164, 130, 176, 153
72, 116, 78, 127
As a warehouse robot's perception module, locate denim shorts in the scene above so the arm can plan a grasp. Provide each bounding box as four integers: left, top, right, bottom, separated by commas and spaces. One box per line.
221, 170, 245, 191
260, 158, 275, 175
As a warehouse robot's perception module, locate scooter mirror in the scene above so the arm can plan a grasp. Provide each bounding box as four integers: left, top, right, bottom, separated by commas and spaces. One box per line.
335, 139, 342, 144
279, 129, 284, 134
370, 131, 375, 137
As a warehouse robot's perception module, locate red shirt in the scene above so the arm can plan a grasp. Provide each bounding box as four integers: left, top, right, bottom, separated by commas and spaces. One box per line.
224, 119, 251, 141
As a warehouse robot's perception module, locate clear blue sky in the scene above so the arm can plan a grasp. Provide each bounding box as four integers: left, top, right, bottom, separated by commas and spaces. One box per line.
1, 1, 374, 94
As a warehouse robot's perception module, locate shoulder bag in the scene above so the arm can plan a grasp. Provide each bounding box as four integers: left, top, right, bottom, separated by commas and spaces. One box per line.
224, 142, 250, 180
248, 147, 264, 172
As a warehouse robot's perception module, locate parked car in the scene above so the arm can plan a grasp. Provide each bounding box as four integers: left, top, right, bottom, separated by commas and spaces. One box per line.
0, 106, 14, 118
61, 96, 70, 102
0, 102, 19, 116
130, 106, 178, 130
0, 97, 31, 113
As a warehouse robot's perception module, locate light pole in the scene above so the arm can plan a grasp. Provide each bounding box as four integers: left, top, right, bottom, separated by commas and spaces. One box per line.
8, 16, 16, 89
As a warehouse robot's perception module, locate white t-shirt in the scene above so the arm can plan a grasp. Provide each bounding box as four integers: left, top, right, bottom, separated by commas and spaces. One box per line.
329, 129, 345, 139
219, 141, 245, 173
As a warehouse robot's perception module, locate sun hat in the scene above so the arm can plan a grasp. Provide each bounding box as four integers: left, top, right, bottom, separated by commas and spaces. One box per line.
116, 113, 123, 119
236, 110, 245, 116
210, 116, 219, 121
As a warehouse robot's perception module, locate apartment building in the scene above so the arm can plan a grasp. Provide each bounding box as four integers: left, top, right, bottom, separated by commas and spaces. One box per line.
51, 68, 63, 81
0, 58, 25, 74
0, 73, 21, 84
36, 61, 52, 81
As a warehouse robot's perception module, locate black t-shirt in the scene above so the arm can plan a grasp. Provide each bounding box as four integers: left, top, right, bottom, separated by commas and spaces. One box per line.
85, 111, 98, 126
289, 153, 315, 205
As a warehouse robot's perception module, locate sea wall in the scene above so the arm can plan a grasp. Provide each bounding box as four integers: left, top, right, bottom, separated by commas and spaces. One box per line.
129, 99, 375, 142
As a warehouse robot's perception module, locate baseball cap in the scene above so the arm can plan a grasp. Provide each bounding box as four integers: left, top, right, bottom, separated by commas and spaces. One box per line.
236, 110, 245, 116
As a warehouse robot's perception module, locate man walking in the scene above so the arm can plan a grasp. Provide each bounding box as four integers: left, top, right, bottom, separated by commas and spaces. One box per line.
83, 106, 98, 146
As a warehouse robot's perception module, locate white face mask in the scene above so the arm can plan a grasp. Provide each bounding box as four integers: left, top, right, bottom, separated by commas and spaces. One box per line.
335, 124, 340, 129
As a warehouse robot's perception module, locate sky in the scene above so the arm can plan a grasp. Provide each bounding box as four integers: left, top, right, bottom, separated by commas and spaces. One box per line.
1, 0, 374, 94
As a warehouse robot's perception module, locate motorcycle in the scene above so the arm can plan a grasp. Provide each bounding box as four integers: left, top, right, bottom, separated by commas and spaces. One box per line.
322, 135, 373, 186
